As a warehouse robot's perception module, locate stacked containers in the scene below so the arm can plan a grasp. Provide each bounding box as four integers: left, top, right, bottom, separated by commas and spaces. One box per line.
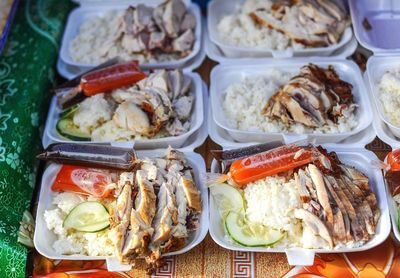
351, 0, 400, 244
37, 0, 209, 272
206, 0, 391, 266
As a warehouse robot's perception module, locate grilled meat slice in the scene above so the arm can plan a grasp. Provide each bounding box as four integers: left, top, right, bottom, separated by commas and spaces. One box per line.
163, 0, 187, 38
263, 64, 354, 128
308, 164, 334, 225
294, 208, 333, 248
250, 0, 348, 47
135, 170, 157, 226
111, 181, 134, 262
121, 209, 153, 262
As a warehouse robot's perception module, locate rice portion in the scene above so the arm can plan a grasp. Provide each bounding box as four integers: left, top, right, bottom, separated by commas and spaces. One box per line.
44, 192, 114, 256
244, 176, 302, 245
222, 70, 358, 134
216, 0, 304, 50
378, 68, 400, 126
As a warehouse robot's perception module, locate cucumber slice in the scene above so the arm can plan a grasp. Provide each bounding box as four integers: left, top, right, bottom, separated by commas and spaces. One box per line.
59, 104, 79, 118
63, 201, 110, 233
56, 117, 91, 141
225, 211, 283, 247
210, 183, 245, 218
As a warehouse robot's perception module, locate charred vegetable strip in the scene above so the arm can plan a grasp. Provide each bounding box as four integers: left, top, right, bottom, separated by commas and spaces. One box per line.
37, 143, 137, 170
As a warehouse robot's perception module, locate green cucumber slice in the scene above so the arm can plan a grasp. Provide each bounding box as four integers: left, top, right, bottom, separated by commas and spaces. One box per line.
225, 211, 283, 247
59, 104, 79, 119
56, 117, 91, 141
63, 201, 110, 233
210, 183, 244, 218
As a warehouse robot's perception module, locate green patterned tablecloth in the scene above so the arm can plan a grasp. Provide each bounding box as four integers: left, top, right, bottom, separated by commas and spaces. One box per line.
0, 1, 73, 277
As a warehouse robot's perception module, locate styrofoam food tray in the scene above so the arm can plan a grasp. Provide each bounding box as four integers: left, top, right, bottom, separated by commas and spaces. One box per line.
59, 1, 201, 69
209, 147, 390, 266
207, 0, 353, 58
366, 55, 400, 140
349, 0, 400, 54
210, 59, 373, 145
207, 104, 377, 150
204, 25, 359, 63
56, 17, 207, 80
43, 72, 204, 149
382, 155, 400, 244
34, 150, 209, 272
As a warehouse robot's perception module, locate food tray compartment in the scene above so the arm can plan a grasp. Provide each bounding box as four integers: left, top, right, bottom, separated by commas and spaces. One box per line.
43, 72, 205, 149
350, 0, 400, 54
366, 55, 400, 144
59, 1, 202, 69
207, 0, 353, 59
57, 18, 207, 79
204, 24, 359, 63
34, 150, 209, 272
210, 59, 373, 145
208, 148, 390, 265
207, 105, 376, 150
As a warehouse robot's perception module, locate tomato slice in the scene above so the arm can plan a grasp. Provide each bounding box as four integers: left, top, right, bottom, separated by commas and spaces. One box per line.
52, 165, 114, 198
388, 149, 400, 172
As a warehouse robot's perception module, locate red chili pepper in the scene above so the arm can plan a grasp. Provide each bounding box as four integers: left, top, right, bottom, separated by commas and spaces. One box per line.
80, 61, 146, 96
51, 165, 114, 198
388, 149, 400, 172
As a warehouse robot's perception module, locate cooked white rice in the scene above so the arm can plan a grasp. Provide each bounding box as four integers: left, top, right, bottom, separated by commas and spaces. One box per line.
69, 11, 180, 65
217, 0, 304, 50
222, 69, 358, 134
44, 192, 114, 256
244, 176, 302, 246
378, 68, 400, 126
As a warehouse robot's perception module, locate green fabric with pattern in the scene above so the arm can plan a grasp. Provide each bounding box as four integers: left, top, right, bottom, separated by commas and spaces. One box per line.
0, 1, 73, 277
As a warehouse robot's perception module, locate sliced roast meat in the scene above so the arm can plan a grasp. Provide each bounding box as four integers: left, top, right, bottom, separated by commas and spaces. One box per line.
172, 29, 195, 53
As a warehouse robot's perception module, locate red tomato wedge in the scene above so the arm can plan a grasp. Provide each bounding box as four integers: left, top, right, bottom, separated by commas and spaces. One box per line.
52, 165, 114, 198
80, 60, 146, 96
388, 149, 400, 172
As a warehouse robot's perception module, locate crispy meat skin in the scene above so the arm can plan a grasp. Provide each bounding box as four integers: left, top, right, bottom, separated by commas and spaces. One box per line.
263, 64, 354, 128
293, 147, 378, 247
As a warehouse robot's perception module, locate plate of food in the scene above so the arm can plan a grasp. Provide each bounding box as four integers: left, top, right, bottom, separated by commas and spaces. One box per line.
208, 143, 390, 265
207, 0, 353, 58
60, 0, 201, 69
34, 143, 208, 272
44, 61, 204, 149
210, 60, 372, 145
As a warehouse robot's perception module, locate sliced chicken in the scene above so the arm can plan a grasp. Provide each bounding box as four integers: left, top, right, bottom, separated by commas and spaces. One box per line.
169, 69, 184, 99
295, 208, 333, 248
135, 170, 157, 226
121, 209, 153, 262
180, 12, 196, 33
113, 101, 151, 135
250, 0, 349, 47
172, 29, 195, 53
263, 64, 354, 128
163, 0, 187, 38
173, 95, 193, 120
